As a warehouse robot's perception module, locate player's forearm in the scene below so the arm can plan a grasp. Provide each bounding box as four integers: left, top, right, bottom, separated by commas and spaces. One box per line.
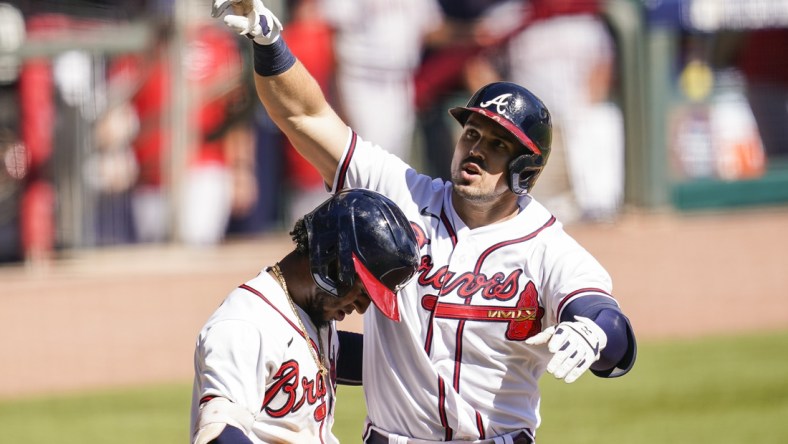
252, 42, 346, 184
252, 47, 325, 129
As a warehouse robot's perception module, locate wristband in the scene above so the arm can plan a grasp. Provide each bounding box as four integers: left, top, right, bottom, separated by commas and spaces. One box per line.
253, 39, 296, 77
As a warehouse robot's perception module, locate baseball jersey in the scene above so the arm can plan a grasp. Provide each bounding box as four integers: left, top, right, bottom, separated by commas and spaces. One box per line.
190, 270, 340, 444
330, 130, 618, 440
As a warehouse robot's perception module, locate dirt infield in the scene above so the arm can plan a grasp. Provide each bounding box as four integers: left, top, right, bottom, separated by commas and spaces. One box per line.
2, 207, 787, 399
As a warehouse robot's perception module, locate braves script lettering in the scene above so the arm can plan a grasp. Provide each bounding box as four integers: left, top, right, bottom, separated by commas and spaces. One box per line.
417, 255, 521, 301
418, 256, 544, 340
263, 360, 327, 420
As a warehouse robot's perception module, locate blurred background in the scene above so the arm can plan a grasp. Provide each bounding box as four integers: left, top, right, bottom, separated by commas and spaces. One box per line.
0, 0, 787, 261
1, 0, 787, 442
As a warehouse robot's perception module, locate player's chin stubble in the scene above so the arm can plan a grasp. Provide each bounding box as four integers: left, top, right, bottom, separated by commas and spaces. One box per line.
451, 176, 501, 203
305, 293, 331, 330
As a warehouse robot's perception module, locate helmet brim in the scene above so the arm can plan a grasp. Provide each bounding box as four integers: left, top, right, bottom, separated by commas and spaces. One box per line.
352, 254, 400, 322
449, 106, 542, 156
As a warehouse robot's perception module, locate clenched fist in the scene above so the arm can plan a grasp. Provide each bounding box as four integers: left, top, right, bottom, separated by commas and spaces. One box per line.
211, 0, 283, 45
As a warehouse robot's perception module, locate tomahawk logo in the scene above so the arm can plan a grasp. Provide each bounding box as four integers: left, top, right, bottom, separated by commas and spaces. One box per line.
420, 280, 544, 341
480, 93, 512, 114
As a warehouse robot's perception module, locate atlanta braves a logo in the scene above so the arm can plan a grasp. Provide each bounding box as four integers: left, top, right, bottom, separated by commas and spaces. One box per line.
262, 360, 328, 422
480, 93, 513, 115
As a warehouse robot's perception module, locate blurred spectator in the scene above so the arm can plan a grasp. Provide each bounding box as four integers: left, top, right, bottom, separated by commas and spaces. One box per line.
318, 0, 444, 163
177, 22, 243, 246
415, 0, 523, 180
737, 28, 788, 160
128, 25, 172, 243
508, 0, 624, 222
18, 15, 56, 264
129, 21, 246, 246
0, 2, 25, 262
222, 73, 271, 236
84, 82, 140, 246
0, 2, 24, 84
0, 128, 24, 263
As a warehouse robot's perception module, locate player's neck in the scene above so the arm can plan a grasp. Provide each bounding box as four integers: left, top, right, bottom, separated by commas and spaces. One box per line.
451, 192, 520, 229
274, 253, 310, 309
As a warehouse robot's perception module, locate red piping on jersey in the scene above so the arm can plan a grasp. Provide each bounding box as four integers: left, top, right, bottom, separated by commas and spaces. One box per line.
439, 209, 458, 247
453, 318, 466, 391
555, 288, 614, 320
238, 284, 322, 360
474, 216, 556, 274
423, 209, 457, 354
437, 376, 453, 440
424, 307, 437, 355
318, 416, 327, 444
476, 411, 486, 439
335, 131, 357, 191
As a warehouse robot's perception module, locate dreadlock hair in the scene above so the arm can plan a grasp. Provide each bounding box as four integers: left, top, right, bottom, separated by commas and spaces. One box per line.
290, 217, 309, 256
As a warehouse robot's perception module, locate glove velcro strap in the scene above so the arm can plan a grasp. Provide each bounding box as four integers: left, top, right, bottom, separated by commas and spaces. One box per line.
562, 322, 601, 358
253, 38, 295, 77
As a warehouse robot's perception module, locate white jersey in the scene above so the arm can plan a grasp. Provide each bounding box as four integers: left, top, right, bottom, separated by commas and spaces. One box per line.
330, 130, 617, 441
190, 271, 340, 444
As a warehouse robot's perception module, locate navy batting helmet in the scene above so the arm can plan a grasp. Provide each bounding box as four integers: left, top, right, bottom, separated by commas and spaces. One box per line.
304, 189, 419, 321
449, 82, 552, 195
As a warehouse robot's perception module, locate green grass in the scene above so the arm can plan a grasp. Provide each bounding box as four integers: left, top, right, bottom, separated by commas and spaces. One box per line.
536, 330, 788, 443
3, 330, 788, 443
0, 383, 192, 443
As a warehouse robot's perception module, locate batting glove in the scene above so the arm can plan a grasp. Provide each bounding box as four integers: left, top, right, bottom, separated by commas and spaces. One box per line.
211, 0, 283, 46
525, 316, 607, 383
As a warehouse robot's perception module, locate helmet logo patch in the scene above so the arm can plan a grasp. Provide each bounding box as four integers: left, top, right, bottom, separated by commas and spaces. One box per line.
480, 93, 512, 115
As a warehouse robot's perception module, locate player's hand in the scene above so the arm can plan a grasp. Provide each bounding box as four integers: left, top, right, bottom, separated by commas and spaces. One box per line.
211, 0, 283, 45
525, 316, 607, 383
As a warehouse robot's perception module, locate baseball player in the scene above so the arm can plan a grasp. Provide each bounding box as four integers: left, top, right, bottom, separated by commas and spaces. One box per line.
211, 1, 637, 442
190, 189, 420, 444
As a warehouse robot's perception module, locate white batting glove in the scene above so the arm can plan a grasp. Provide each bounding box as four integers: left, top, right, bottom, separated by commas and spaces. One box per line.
525, 316, 607, 383
211, 0, 283, 45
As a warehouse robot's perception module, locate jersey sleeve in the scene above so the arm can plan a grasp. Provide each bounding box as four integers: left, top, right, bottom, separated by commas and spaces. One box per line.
537, 230, 616, 326
195, 320, 268, 414
330, 130, 441, 211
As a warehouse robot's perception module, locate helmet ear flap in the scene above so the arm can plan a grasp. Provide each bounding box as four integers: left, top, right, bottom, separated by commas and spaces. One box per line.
509, 153, 545, 195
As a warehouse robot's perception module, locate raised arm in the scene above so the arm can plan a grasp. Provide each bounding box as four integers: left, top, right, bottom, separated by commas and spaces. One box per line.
212, 0, 348, 185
